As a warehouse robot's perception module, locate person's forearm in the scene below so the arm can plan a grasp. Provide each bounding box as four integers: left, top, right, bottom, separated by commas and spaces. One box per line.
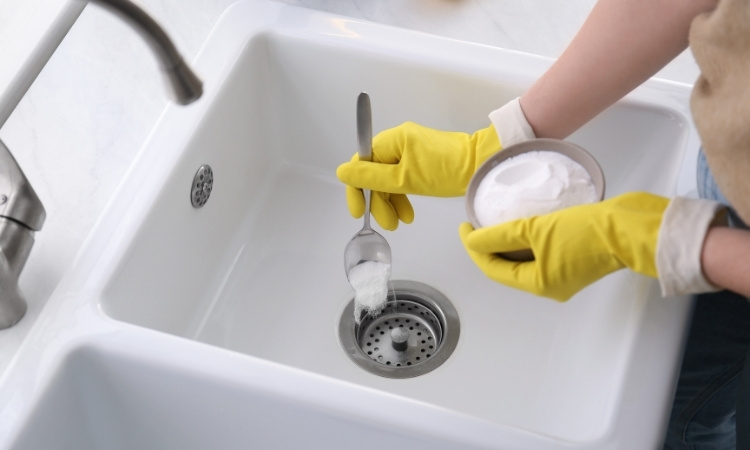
701, 226, 750, 297
520, 0, 718, 139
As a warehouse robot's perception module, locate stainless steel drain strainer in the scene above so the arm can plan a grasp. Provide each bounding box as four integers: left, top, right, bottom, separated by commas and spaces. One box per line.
339, 280, 459, 378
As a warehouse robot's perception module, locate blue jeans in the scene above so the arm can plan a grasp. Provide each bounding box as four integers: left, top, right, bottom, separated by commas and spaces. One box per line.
662, 150, 750, 449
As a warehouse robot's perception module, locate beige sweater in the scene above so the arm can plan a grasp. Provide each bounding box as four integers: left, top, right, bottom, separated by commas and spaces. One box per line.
690, 0, 750, 224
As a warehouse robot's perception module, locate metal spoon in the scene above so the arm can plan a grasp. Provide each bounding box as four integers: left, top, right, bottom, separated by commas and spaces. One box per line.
344, 92, 392, 281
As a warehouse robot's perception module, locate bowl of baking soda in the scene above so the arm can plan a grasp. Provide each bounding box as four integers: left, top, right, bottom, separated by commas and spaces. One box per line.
466, 138, 605, 261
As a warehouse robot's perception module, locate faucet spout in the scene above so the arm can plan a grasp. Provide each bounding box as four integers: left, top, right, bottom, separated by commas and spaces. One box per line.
89, 0, 203, 105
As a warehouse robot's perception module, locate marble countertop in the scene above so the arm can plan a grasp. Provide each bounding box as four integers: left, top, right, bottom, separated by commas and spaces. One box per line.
0, 0, 699, 375
0, 0, 84, 126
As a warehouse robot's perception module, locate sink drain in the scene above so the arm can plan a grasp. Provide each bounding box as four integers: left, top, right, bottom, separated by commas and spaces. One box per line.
339, 280, 459, 379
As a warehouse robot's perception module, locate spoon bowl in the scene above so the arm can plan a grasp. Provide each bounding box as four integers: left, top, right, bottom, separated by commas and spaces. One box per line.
344, 227, 392, 279
344, 92, 392, 282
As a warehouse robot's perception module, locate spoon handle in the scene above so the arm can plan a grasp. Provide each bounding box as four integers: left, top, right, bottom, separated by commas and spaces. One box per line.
357, 92, 373, 230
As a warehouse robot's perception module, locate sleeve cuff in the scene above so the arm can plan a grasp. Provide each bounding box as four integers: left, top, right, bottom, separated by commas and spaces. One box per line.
656, 196, 727, 296
488, 98, 536, 148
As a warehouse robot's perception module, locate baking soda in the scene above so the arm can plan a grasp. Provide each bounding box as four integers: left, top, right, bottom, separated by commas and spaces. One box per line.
349, 261, 392, 324
474, 150, 597, 227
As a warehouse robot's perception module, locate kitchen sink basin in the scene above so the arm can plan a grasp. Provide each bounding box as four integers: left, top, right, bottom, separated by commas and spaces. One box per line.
0, 1, 701, 448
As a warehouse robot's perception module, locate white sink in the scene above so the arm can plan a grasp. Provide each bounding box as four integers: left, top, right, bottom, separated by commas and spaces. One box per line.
0, 1, 701, 448
9, 338, 467, 449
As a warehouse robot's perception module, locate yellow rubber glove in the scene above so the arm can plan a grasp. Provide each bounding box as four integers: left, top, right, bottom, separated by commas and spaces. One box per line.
336, 122, 501, 230
458, 192, 669, 301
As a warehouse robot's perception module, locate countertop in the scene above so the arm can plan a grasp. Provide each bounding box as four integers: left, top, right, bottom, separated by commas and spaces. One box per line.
0, 0, 699, 375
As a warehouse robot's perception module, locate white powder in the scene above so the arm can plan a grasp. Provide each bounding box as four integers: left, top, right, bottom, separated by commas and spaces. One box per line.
473, 150, 597, 227
349, 261, 392, 324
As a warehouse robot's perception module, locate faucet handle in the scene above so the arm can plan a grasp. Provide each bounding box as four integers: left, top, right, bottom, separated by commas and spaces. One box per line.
0, 139, 46, 231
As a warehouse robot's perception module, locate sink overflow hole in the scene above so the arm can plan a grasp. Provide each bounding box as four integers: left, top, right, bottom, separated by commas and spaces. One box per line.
191, 164, 213, 208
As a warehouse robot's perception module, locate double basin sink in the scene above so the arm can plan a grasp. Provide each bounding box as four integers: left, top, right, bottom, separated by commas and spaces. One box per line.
0, 1, 700, 448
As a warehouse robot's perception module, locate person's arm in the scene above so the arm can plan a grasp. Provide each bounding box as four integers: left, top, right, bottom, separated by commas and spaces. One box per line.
701, 227, 750, 297
521, 0, 719, 139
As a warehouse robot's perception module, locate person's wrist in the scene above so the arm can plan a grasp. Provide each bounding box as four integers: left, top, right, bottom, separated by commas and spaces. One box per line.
656, 197, 726, 296
487, 98, 536, 149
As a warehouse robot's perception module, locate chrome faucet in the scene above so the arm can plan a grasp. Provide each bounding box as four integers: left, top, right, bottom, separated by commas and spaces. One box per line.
0, 0, 202, 329
0, 141, 45, 329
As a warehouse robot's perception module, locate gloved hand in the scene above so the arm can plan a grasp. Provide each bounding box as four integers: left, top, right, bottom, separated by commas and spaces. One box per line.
458, 192, 724, 301
336, 98, 535, 230
337, 123, 500, 230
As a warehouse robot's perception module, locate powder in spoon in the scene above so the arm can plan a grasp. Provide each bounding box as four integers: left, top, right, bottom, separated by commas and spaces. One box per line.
473, 150, 597, 227
349, 261, 391, 324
